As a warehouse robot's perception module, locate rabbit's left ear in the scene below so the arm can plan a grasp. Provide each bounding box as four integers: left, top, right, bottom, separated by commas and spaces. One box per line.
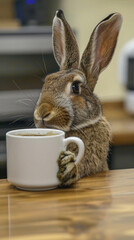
80, 13, 122, 91
52, 10, 79, 70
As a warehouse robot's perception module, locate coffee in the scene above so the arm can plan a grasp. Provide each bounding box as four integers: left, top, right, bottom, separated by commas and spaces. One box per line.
15, 132, 58, 137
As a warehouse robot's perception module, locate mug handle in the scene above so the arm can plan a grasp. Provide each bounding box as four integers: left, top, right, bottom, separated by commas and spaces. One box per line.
63, 137, 85, 164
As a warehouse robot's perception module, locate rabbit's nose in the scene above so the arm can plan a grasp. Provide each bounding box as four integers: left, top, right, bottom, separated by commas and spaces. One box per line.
34, 109, 42, 122
36, 103, 53, 121
43, 111, 51, 120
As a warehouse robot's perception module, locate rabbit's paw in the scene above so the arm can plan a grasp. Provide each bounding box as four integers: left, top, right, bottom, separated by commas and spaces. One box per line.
57, 151, 77, 187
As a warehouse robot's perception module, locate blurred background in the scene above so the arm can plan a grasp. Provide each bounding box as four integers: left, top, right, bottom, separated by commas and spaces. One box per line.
0, 0, 134, 178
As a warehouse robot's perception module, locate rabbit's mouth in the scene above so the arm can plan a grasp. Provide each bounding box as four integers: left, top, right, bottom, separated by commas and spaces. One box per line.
34, 120, 71, 132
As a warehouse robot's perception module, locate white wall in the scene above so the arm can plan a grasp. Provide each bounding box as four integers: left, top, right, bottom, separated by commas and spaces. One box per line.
60, 0, 134, 101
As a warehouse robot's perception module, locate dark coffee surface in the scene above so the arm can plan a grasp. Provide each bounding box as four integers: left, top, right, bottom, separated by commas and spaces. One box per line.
15, 132, 58, 137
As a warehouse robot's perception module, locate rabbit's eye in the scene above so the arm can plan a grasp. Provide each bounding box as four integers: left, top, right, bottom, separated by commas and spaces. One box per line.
72, 81, 81, 94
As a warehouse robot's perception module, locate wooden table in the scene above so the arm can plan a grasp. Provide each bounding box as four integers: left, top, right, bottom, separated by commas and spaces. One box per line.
1, 169, 134, 240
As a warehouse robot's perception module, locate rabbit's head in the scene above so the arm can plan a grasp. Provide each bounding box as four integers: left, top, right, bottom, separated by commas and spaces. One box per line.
34, 10, 122, 131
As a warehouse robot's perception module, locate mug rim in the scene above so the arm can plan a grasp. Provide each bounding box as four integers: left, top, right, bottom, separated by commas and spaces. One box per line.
6, 128, 64, 139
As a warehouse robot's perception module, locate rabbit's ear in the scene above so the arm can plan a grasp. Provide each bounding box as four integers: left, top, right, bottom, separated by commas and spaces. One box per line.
52, 10, 79, 70
80, 13, 122, 91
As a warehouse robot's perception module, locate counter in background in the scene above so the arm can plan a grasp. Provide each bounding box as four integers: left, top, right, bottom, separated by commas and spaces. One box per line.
103, 101, 134, 169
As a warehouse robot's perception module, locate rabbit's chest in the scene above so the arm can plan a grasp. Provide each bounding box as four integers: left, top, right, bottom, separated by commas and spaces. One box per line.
65, 117, 111, 155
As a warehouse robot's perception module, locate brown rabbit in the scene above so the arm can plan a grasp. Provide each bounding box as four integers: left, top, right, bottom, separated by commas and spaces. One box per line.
34, 10, 122, 186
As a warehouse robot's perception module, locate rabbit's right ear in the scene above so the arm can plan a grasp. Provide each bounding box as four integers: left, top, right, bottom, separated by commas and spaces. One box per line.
80, 13, 122, 91
52, 10, 79, 70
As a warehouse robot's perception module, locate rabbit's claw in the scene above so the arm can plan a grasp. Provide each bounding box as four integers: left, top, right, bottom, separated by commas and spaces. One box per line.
57, 151, 77, 187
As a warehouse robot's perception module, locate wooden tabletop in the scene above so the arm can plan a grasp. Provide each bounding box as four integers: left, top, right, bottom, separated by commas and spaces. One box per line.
103, 101, 134, 145
1, 168, 134, 240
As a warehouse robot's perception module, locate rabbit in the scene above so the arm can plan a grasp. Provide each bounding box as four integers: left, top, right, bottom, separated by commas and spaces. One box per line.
34, 10, 122, 187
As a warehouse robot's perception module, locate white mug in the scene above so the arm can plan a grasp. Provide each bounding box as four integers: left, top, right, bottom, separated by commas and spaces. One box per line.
6, 128, 85, 191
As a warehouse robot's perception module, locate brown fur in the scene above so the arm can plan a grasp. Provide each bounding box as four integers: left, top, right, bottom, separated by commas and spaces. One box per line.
34, 10, 122, 186
65, 116, 111, 179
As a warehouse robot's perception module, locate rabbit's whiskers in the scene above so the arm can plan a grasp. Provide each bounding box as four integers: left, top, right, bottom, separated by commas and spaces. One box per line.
9, 115, 26, 124
12, 79, 37, 107
41, 54, 48, 76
